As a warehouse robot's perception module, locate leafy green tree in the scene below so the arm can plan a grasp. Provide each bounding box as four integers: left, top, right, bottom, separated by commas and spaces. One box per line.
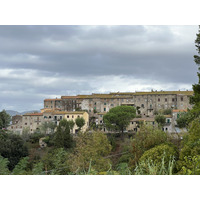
0, 132, 28, 170
103, 106, 136, 136
176, 112, 191, 128
70, 131, 112, 173
155, 114, 166, 127
131, 125, 167, 166
75, 117, 85, 131
0, 110, 11, 129
53, 119, 74, 149
0, 155, 10, 175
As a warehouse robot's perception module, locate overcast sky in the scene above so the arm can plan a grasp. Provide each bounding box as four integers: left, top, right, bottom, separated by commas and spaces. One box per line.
0, 25, 199, 112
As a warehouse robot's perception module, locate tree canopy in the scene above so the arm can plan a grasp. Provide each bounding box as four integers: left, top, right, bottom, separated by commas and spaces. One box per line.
75, 117, 85, 131
53, 119, 74, 149
0, 110, 11, 129
103, 105, 136, 135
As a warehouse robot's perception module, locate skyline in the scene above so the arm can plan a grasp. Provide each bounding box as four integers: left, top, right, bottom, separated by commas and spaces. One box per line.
0, 25, 198, 112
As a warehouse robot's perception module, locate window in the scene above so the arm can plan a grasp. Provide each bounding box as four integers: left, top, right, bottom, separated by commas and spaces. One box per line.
104, 108, 106, 111
25, 123, 27, 125
172, 98, 174, 102
94, 102, 96, 105
111, 104, 114, 106
132, 122, 134, 124
67, 115, 69, 118
49, 116, 51, 119
158, 98, 160, 102
104, 103, 106, 105
181, 97, 183, 101
165, 128, 168, 131
165, 98, 167, 102
60, 116, 62, 120
141, 104, 144, 108
100, 120, 102, 124
167, 119, 170, 123
78, 115, 80, 118
44, 116, 47, 119
72, 115, 74, 118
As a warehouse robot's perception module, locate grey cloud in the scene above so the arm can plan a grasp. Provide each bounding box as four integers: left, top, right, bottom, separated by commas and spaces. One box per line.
0, 25, 198, 111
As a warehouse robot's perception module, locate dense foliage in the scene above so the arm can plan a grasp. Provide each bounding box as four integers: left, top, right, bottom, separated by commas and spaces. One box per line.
0, 110, 11, 129
103, 106, 136, 136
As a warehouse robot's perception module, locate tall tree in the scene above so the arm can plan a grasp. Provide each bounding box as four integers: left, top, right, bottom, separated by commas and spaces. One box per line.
190, 26, 200, 106
0, 110, 11, 129
103, 106, 136, 136
75, 117, 85, 131
53, 119, 74, 149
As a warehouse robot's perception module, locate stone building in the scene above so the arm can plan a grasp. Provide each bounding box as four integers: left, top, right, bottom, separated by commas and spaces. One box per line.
44, 90, 193, 118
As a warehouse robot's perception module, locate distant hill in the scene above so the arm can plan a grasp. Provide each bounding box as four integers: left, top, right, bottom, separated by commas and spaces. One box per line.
5, 110, 40, 116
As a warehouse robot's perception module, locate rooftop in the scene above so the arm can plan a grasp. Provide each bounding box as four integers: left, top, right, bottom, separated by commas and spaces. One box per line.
23, 113, 43, 116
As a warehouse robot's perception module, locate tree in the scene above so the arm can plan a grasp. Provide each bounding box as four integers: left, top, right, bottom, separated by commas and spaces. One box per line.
0, 110, 11, 129
177, 118, 200, 173
138, 144, 177, 169
68, 120, 75, 132
53, 119, 74, 149
41, 148, 70, 175
103, 106, 136, 136
75, 117, 85, 131
131, 125, 167, 167
155, 114, 166, 127
176, 112, 191, 128
0, 132, 28, 170
190, 25, 200, 106
39, 121, 57, 135
70, 131, 112, 173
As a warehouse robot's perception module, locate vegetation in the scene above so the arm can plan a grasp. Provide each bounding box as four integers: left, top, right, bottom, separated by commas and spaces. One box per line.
53, 119, 74, 149
75, 117, 85, 131
0, 110, 11, 129
1, 27, 200, 175
70, 131, 112, 174
103, 106, 136, 136
155, 114, 166, 127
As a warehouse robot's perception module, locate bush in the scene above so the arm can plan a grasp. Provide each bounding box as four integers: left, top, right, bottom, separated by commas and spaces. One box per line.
139, 144, 177, 169
131, 125, 167, 166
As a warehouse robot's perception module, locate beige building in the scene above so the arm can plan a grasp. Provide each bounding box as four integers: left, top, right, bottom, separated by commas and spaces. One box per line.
9, 110, 89, 135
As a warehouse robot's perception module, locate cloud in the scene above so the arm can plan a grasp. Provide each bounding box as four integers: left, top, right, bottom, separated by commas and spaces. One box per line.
0, 25, 198, 111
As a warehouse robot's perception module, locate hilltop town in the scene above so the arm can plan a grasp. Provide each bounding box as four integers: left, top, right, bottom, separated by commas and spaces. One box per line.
9, 90, 193, 135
